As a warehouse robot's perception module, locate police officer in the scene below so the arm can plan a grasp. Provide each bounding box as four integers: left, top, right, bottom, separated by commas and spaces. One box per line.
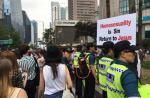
72, 45, 83, 98
106, 40, 140, 98
84, 43, 96, 98
62, 47, 74, 81
98, 41, 114, 98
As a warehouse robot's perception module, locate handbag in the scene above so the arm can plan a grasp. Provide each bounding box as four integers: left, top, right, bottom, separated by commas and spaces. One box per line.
62, 85, 74, 98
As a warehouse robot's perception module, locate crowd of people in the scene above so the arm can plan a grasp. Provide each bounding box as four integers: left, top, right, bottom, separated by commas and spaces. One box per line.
0, 40, 149, 98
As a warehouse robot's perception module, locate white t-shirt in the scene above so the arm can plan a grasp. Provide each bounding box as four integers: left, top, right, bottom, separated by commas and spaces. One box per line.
43, 63, 66, 95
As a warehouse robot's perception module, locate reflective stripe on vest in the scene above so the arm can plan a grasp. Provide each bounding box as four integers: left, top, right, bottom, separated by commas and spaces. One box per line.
106, 63, 128, 98
98, 57, 113, 91
73, 52, 81, 68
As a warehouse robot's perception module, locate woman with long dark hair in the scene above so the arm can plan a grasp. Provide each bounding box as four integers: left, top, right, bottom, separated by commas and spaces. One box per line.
41, 46, 72, 98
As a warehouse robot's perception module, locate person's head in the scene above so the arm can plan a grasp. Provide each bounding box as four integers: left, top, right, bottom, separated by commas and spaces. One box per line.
35, 48, 45, 58
114, 40, 136, 63
45, 46, 62, 79
0, 59, 12, 98
19, 44, 30, 57
76, 45, 82, 52
87, 43, 95, 52
0, 50, 19, 70
102, 41, 114, 57
63, 47, 73, 58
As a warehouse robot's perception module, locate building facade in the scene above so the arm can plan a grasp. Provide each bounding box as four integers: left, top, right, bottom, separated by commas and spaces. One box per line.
3, 0, 25, 42
0, 0, 3, 25
51, 2, 60, 27
22, 11, 31, 44
60, 7, 67, 20
55, 20, 79, 45
99, 0, 150, 39
68, 0, 97, 22
31, 20, 38, 45
0, 0, 3, 19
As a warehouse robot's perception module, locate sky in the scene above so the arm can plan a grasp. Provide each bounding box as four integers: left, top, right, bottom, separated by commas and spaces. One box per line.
21, 0, 98, 40
22, 0, 68, 28
21, 0, 68, 40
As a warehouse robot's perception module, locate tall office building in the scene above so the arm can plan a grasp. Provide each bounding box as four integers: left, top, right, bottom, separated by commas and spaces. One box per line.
3, 0, 25, 42
31, 20, 38, 45
99, 0, 119, 19
0, 0, 4, 25
51, 2, 60, 27
22, 11, 31, 44
68, 0, 97, 21
0, 0, 3, 19
60, 7, 67, 20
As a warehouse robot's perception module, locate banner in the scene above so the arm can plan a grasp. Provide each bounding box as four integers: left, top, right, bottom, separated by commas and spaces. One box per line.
97, 13, 136, 45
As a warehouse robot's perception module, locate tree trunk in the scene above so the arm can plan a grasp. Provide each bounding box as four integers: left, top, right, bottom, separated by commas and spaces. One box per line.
129, 0, 136, 13
106, 0, 110, 18
138, 0, 143, 44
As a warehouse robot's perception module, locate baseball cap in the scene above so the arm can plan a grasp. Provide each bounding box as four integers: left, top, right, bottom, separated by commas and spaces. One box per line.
64, 47, 73, 53
114, 40, 136, 58
102, 41, 114, 50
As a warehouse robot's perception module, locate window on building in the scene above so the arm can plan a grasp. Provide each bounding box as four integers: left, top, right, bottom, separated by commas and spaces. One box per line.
119, 0, 129, 15
143, 0, 150, 9
145, 31, 150, 38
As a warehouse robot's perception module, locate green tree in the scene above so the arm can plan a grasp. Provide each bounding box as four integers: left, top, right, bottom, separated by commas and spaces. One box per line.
0, 25, 21, 46
43, 28, 54, 44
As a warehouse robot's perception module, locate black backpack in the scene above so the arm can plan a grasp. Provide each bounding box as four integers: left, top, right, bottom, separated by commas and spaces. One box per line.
75, 52, 91, 79
33, 57, 40, 86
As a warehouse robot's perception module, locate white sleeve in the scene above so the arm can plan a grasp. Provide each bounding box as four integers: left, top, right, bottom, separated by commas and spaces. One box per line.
128, 97, 140, 98
136, 51, 141, 78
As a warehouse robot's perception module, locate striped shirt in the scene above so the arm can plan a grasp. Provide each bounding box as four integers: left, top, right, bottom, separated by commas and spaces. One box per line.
17, 55, 36, 80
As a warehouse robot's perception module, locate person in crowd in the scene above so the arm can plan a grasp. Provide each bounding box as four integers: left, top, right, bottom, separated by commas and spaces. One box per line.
129, 45, 141, 79
98, 41, 114, 98
41, 45, 72, 98
62, 47, 74, 81
34, 48, 45, 68
106, 40, 140, 98
0, 50, 25, 88
84, 43, 96, 98
34, 48, 45, 98
72, 45, 83, 98
0, 58, 28, 98
18, 44, 38, 98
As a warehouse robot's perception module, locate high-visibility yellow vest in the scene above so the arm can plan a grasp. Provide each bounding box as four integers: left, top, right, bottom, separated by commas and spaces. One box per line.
73, 52, 81, 68
106, 63, 128, 98
138, 84, 150, 98
98, 57, 113, 91
107, 62, 150, 98
94, 57, 99, 73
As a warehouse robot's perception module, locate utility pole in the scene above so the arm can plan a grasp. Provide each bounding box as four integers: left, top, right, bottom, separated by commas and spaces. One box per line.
138, 0, 143, 44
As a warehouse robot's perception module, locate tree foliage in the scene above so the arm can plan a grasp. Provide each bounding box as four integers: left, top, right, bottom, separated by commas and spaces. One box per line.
0, 25, 21, 46
43, 28, 54, 44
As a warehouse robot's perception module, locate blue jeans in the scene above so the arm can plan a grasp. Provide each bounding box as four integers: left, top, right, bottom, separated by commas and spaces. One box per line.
44, 91, 63, 98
